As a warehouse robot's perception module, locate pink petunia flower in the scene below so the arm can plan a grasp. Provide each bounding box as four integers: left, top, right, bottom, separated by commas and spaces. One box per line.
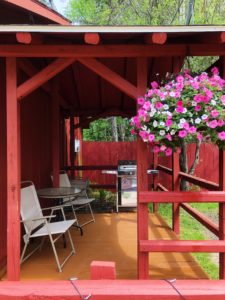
153, 146, 160, 153
137, 97, 145, 105
218, 131, 225, 140
211, 67, 219, 75
208, 120, 218, 129
188, 126, 197, 134
218, 119, 225, 127
197, 133, 203, 141
151, 81, 158, 89
176, 100, 183, 107
211, 110, 219, 118
221, 95, 225, 105
166, 119, 173, 127
165, 148, 173, 156
143, 101, 151, 110
155, 102, 163, 109
148, 134, 155, 142
178, 130, 187, 138
194, 105, 201, 112
176, 106, 184, 113
165, 134, 172, 141
131, 129, 136, 135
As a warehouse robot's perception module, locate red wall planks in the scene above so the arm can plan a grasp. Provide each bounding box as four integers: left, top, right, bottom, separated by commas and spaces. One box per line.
82, 141, 137, 187
0, 59, 7, 272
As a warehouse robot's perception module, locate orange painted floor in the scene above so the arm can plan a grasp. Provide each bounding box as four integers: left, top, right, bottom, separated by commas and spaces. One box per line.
18, 212, 208, 281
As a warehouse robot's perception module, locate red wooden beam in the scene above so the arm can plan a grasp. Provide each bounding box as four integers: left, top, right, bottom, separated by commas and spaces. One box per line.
157, 164, 173, 175
0, 280, 225, 299
78, 58, 138, 100
140, 240, 225, 252
172, 151, 180, 235
18, 59, 70, 108
84, 33, 101, 45
51, 80, 60, 188
17, 57, 76, 101
181, 203, 219, 236
140, 191, 225, 203
157, 183, 169, 191
144, 33, 167, 44
6, 58, 20, 280
5, 0, 70, 25
219, 148, 225, 279
90, 261, 116, 280
16, 32, 32, 44
1, 43, 224, 57
198, 32, 225, 43
65, 165, 117, 170
137, 57, 149, 280
179, 171, 220, 191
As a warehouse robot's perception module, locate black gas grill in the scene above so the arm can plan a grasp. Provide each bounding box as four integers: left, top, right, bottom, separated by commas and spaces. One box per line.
117, 160, 137, 176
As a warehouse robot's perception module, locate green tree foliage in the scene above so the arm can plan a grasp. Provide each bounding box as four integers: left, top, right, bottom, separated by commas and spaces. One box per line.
66, 0, 225, 25
83, 117, 135, 141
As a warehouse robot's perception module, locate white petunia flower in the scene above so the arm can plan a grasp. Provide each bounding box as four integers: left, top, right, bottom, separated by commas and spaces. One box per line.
211, 100, 216, 106
153, 120, 158, 127
180, 118, 186, 124
192, 101, 197, 106
201, 114, 208, 120
150, 111, 155, 117
170, 129, 176, 135
182, 108, 187, 113
159, 130, 165, 136
195, 118, 201, 124
159, 121, 165, 126
163, 104, 169, 110
141, 125, 147, 131
178, 123, 184, 129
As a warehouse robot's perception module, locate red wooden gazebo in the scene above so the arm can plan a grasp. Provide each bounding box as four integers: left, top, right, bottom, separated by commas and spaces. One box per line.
0, 0, 225, 298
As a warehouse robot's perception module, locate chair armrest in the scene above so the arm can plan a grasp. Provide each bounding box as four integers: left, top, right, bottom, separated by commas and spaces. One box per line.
42, 205, 64, 211
21, 215, 56, 223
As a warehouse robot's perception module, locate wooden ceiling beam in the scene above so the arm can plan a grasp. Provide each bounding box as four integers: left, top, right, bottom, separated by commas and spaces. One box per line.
84, 33, 101, 45
197, 32, 225, 44
144, 33, 167, 44
1, 43, 224, 57
78, 58, 138, 100
16, 32, 32, 44
19, 59, 70, 108
17, 57, 76, 101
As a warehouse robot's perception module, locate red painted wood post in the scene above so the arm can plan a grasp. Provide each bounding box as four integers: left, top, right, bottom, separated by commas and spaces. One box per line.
6, 57, 21, 280
70, 114, 75, 179
219, 149, 225, 279
90, 261, 116, 279
153, 152, 158, 212
137, 57, 149, 279
51, 79, 60, 187
172, 151, 180, 236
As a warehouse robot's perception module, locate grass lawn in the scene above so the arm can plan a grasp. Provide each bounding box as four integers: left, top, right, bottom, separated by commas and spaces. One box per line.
155, 203, 219, 279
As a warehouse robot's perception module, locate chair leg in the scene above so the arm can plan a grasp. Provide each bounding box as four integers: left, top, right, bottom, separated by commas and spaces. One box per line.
48, 233, 62, 272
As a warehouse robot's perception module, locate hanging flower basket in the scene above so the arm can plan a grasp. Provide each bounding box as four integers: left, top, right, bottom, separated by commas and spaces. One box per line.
130, 67, 225, 156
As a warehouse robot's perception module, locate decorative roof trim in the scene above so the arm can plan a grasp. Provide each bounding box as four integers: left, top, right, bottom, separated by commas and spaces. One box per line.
4, 0, 70, 25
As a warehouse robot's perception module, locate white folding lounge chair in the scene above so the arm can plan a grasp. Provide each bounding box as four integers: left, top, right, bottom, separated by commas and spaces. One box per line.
20, 181, 76, 272
59, 171, 95, 228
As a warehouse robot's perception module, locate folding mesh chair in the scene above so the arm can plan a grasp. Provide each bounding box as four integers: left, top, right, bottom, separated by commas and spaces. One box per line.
20, 181, 76, 272
59, 171, 95, 228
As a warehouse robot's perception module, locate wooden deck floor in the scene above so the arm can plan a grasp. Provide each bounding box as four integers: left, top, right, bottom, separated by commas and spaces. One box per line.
19, 212, 208, 281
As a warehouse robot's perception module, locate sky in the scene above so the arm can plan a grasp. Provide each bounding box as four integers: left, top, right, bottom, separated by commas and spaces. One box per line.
53, 0, 69, 14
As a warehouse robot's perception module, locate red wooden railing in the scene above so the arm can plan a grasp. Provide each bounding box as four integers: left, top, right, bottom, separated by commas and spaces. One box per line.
149, 149, 225, 280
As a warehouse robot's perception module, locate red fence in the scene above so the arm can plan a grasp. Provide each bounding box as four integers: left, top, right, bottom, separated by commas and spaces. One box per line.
81, 141, 137, 188
80, 141, 219, 189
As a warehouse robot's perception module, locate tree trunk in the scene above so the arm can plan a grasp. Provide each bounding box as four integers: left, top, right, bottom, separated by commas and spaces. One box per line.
110, 117, 118, 142
179, 139, 189, 190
